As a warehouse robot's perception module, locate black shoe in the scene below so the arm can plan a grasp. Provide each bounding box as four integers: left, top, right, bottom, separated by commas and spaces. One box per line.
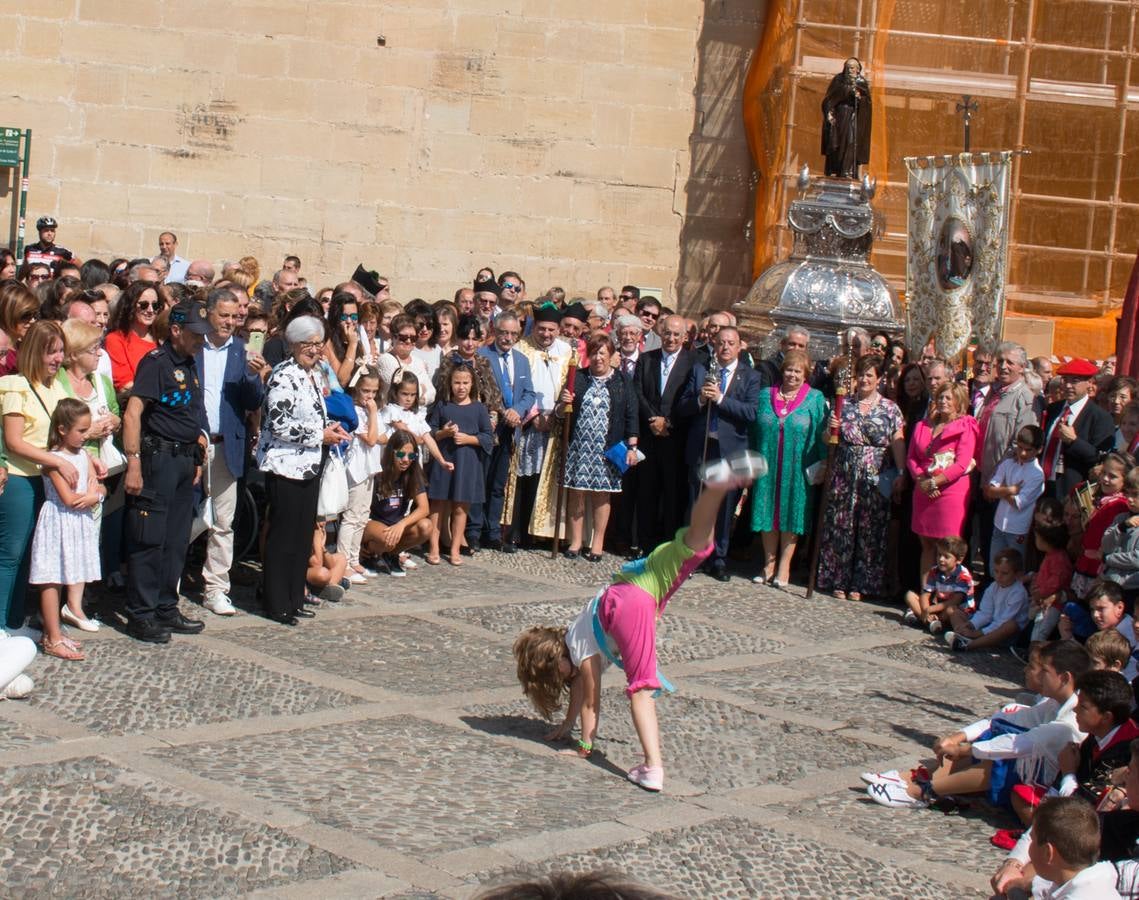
156, 612, 205, 634
499, 541, 518, 554
583, 551, 603, 563
484, 538, 504, 551
269, 612, 298, 626
295, 608, 316, 618
563, 549, 579, 560
127, 619, 171, 644
627, 547, 644, 561
710, 564, 731, 583
460, 544, 477, 557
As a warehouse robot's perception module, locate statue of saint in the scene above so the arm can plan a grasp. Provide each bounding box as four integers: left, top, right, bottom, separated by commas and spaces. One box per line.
821, 58, 872, 179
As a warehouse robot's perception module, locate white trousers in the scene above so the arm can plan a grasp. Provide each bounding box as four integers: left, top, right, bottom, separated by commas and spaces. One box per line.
340, 476, 374, 567
0, 635, 36, 690
202, 443, 238, 598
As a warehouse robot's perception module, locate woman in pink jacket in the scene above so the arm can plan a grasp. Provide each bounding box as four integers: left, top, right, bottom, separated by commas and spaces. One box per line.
907, 382, 980, 579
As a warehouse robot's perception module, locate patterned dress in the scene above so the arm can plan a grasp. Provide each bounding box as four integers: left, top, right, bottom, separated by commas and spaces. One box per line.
563, 375, 623, 493
29, 448, 101, 585
816, 395, 904, 596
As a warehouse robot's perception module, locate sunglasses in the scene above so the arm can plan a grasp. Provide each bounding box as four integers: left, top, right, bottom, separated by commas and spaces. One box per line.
501, 282, 520, 291
641, 311, 660, 320
416, 322, 432, 331
137, 301, 160, 311
393, 450, 418, 460
619, 294, 635, 300
340, 313, 359, 322
396, 333, 416, 342
19, 312, 37, 323
28, 273, 50, 282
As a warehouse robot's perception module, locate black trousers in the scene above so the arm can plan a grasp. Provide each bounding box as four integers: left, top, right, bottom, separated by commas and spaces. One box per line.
262, 472, 320, 618
686, 437, 738, 566
636, 433, 686, 550
509, 473, 540, 546
125, 447, 197, 624
470, 424, 514, 543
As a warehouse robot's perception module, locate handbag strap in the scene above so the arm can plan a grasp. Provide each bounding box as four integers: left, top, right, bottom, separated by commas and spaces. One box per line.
29, 382, 52, 419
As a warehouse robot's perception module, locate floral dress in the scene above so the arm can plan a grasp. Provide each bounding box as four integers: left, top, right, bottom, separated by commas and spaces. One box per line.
816, 395, 903, 596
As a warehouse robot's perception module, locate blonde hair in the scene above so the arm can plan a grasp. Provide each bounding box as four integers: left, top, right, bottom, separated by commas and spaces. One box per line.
61, 319, 104, 365
933, 381, 969, 421
1087, 629, 1130, 671
512, 626, 570, 719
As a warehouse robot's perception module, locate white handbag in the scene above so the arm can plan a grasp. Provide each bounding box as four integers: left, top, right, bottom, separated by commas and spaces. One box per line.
317, 448, 350, 517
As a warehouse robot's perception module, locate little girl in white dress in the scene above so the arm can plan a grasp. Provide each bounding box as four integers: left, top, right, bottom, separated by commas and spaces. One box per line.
30, 398, 105, 660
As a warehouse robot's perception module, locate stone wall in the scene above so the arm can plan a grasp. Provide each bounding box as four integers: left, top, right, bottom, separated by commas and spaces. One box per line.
0, 0, 763, 311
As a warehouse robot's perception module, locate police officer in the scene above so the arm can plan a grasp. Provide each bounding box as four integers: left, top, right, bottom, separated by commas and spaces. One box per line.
121, 299, 210, 643
22, 216, 74, 270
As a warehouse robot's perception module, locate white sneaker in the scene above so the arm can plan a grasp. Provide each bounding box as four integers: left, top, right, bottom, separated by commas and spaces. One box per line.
902, 610, 919, 627
399, 554, 418, 570
928, 619, 943, 635
348, 572, 367, 585
1, 673, 33, 700
946, 631, 972, 652
859, 768, 904, 786
866, 780, 927, 809
204, 594, 236, 616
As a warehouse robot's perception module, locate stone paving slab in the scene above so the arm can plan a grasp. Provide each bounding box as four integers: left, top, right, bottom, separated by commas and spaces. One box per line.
370, 563, 570, 603
773, 786, 1019, 876
213, 616, 516, 696
0, 756, 359, 897
0, 712, 54, 752
26, 640, 361, 736
874, 639, 1027, 684
153, 715, 672, 858
691, 654, 1017, 747
438, 600, 788, 666
470, 816, 972, 899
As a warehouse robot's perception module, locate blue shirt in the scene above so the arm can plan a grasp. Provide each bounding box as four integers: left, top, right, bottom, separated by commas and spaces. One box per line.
201, 335, 232, 436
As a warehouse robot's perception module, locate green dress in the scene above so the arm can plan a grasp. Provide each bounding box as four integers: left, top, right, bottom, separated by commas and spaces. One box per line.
749, 386, 827, 535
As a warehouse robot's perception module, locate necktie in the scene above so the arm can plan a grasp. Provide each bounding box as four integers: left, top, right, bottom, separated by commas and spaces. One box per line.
661, 354, 673, 385
623, 356, 634, 376
709, 367, 729, 434
501, 352, 513, 408
1042, 407, 1071, 480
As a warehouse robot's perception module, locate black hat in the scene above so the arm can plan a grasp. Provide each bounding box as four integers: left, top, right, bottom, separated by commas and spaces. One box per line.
561, 302, 588, 322
473, 277, 500, 297
169, 299, 211, 334
36, 216, 57, 230
352, 264, 384, 297
533, 302, 562, 324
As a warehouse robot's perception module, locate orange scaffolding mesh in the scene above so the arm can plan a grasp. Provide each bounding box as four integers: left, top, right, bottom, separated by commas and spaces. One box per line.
743, 0, 1139, 342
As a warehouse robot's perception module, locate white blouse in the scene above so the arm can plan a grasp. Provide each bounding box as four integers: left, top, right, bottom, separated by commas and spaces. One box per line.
257, 359, 327, 480
377, 351, 437, 407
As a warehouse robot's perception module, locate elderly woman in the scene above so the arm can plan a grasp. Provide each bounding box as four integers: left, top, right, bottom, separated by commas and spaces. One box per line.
906, 381, 979, 577
558, 331, 639, 561
0, 321, 76, 632
0, 281, 40, 377
257, 316, 351, 626
816, 354, 907, 601
749, 349, 827, 588
59, 319, 121, 469
378, 313, 437, 406
104, 281, 160, 393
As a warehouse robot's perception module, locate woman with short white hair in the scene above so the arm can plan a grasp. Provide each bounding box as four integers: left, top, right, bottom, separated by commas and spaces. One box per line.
257, 316, 350, 626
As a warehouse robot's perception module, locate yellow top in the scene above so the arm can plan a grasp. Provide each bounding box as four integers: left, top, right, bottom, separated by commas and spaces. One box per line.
0, 375, 70, 477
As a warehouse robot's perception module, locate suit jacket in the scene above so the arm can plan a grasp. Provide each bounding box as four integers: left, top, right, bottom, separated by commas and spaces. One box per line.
642, 330, 662, 352
634, 347, 694, 429
1043, 398, 1116, 498
478, 344, 536, 420
678, 360, 762, 464
196, 336, 265, 479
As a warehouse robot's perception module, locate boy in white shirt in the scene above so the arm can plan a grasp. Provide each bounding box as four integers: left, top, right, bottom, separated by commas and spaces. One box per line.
985, 424, 1046, 575
1027, 797, 1121, 899
945, 548, 1031, 651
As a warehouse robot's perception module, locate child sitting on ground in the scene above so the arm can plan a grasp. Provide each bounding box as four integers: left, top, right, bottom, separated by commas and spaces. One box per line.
1029, 524, 1076, 645
985, 425, 1045, 574
1024, 497, 1065, 578
944, 547, 1030, 652
863, 640, 1090, 810
306, 519, 348, 605
1028, 797, 1122, 899
1101, 466, 1139, 599
1086, 628, 1131, 675
1071, 451, 1133, 599
512, 453, 756, 794
902, 535, 974, 635
1060, 582, 1139, 678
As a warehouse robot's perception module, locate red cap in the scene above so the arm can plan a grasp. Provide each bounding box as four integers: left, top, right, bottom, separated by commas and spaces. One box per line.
1056, 358, 1099, 378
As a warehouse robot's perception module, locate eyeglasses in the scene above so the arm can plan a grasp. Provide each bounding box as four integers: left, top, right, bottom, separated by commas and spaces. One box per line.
975, 360, 993, 370
28, 273, 50, 282
340, 313, 359, 322
297, 340, 323, 351
416, 322, 431, 331
393, 450, 418, 460
501, 282, 520, 291
18, 311, 37, 323
137, 301, 159, 311
395, 333, 416, 342
641, 311, 660, 320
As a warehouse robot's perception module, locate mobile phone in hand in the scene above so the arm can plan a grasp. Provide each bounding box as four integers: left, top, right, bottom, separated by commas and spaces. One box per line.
247, 331, 265, 354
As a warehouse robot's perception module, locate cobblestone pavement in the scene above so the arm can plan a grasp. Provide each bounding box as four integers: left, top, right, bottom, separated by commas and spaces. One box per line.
0, 547, 1023, 897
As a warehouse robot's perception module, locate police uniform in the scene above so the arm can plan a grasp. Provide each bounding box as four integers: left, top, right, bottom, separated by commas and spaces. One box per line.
124, 328, 208, 633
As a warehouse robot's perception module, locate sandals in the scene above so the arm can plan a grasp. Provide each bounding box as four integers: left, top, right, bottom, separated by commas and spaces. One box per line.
42, 636, 84, 661
848, 592, 863, 602
583, 552, 603, 563
832, 590, 847, 601
424, 555, 442, 566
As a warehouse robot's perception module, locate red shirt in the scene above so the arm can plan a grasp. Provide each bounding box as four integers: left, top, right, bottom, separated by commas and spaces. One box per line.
1034, 548, 1074, 600
1078, 494, 1130, 576
104, 329, 157, 391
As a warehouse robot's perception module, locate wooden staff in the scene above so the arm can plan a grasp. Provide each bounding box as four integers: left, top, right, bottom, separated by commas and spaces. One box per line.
806, 331, 854, 598
551, 364, 578, 559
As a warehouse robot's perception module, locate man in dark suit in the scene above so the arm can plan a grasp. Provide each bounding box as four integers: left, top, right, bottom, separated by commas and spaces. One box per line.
633, 315, 694, 552
475, 310, 536, 552
195, 287, 266, 616
1041, 357, 1116, 500
755, 326, 811, 389
678, 327, 762, 581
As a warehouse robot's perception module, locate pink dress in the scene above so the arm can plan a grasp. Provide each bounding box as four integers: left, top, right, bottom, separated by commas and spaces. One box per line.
907, 415, 980, 539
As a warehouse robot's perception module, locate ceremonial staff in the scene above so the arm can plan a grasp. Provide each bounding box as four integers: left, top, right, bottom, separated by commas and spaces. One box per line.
807, 330, 854, 598
697, 359, 721, 497
551, 363, 577, 559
